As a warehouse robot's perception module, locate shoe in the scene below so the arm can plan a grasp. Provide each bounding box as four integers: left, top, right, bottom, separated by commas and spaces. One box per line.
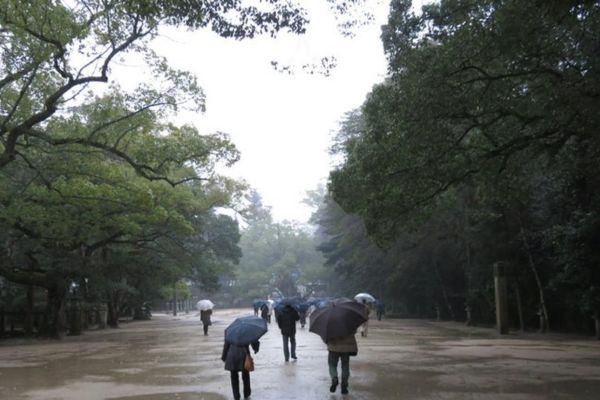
341, 386, 349, 395
329, 378, 338, 393
291, 355, 297, 360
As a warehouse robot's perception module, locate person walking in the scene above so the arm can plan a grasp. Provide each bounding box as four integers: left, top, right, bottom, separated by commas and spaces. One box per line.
200, 308, 212, 335
298, 309, 307, 328
276, 304, 300, 362
360, 299, 371, 337
375, 299, 385, 321
267, 300, 274, 323
221, 339, 260, 400
327, 334, 358, 395
260, 303, 269, 324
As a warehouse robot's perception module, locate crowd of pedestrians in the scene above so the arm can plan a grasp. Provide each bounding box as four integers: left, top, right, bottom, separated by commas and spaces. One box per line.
214, 295, 384, 399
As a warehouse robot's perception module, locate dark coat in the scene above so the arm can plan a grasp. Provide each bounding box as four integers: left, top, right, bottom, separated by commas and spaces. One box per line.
200, 309, 212, 325
221, 340, 260, 371
327, 334, 358, 355
260, 304, 269, 320
276, 305, 299, 336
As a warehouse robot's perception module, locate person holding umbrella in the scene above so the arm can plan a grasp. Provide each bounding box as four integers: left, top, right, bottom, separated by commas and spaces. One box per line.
327, 333, 358, 394
197, 299, 214, 336
276, 303, 300, 362
200, 309, 212, 335
309, 299, 367, 395
222, 316, 267, 400
354, 293, 375, 337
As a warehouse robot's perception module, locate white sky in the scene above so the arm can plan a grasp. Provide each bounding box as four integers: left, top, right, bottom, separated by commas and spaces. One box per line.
150, 0, 395, 223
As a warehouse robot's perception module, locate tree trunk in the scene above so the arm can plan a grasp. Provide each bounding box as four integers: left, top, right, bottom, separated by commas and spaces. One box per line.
518, 217, 549, 331
172, 283, 178, 316
67, 298, 83, 336
25, 283, 34, 336
594, 312, 600, 340
107, 295, 119, 328
514, 283, 525, 332
434, 261, 455, 320
462, 193, 474, 326
44, 284, 67, 338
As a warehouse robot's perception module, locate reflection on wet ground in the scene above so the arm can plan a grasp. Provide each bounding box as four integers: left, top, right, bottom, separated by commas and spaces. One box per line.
1, 309, 600, 399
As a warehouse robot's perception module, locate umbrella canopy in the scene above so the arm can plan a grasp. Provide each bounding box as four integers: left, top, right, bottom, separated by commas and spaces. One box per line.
354, 293, 376, 303
275, 297, 302, 312
252, 299, 268, 308
295, 302, 309, 313
314, 297, 351, 308
309, 301, 367, 342
196, 299, 215, 311
225, 316, 268, 345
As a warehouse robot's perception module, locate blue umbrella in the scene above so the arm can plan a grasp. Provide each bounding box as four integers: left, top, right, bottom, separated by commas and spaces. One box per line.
253, 299, 268, 308
305, 297, 322, 306
225, 316, 268, 345
275, 297, 302, 312
295, 302, 310, 313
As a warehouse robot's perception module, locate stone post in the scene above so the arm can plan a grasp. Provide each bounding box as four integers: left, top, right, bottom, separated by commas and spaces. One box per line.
494, 262, 509, 335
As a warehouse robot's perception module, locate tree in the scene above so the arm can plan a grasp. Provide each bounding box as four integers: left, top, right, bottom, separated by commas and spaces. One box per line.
231, 191, 328, 304
0, 0, 309, 170
327, 0, 600, 332
0, 94, 242, 335
330, 0, 600, 239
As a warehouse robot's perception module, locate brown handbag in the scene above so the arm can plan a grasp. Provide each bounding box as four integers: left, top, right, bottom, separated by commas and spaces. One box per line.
244, 351, 254, 371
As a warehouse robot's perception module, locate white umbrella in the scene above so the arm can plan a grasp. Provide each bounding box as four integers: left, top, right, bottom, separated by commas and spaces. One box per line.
196, 299, 215, 311
354, 293, 376, 303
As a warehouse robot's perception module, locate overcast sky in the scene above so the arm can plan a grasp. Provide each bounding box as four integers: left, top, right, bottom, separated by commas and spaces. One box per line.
150, 0, 395, 223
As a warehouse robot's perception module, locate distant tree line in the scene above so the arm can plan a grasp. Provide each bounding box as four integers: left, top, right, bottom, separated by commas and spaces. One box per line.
320, 0, 600, 336
223, 190, 334, 307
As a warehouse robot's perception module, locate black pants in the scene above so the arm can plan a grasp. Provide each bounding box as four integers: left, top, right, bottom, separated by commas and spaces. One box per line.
328, 351, 350, 386
203, 323, 209, 335
282, 334, 296, 361
230, 370, 251, 400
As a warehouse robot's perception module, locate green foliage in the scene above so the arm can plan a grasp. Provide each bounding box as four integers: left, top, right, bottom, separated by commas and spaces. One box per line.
160, 280, 192, 301
325, 0, 600, 331
231, 191, 329, 303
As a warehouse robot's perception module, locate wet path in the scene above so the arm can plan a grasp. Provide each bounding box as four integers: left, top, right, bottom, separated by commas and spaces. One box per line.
1, 309, 600, 399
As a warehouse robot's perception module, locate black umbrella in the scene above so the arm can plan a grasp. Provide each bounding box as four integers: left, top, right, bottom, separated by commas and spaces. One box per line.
225, 316, 268, 345
309, 300, 367, 342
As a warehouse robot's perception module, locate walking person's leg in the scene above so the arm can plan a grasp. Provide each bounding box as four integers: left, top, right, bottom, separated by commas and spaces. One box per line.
282, 334, 290, 361
340, 354, 350, 394
290, 334, 297, 359
203, 323, 208, 335
241, 369, 251, 399
230, 371, 241, 400
328, 351, 340, 392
